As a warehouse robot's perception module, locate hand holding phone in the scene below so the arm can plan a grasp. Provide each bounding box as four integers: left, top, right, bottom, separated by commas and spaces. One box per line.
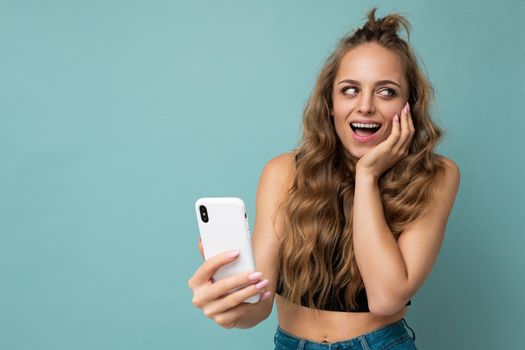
194, 197, 260, 301
188, 197, 271, 328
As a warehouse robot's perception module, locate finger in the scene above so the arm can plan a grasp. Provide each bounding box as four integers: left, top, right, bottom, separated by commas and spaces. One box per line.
404, 106, 415, 151
393, 104, 411, 153
198, 239, 204, 260
208, 290, 272, 329
203, 280, 270, 317
398, 105, 414, 154
407, 104, 415, 133
260, 290, 272, 301
394, 107, 410, 153
188, 250, 240, 287
199, 270, 264, 302
383, 113, 401, 148
205, 300, 252, 329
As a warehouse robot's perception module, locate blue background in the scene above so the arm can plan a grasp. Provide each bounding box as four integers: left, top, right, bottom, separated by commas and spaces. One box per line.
1, 1, 524, 349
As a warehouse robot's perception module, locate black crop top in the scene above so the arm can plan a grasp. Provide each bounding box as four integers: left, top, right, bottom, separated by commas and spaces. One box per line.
275, 153, 412, 312
275, 274, 411, 312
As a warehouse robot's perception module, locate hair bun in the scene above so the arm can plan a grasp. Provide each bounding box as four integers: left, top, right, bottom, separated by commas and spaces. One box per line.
360, 7, 411, 40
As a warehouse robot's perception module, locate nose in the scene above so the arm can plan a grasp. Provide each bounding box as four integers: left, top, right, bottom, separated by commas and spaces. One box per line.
357, 93, 375, 115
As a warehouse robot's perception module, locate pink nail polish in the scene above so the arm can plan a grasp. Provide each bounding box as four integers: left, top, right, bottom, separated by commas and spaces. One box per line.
248, 271, 262, 281
260, 291, 271, 301
226, 250, 240, 258
255, 279, 269, 289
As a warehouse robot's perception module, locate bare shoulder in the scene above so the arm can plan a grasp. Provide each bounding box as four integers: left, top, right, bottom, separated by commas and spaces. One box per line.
438, 155, 460, 174
436, 155, 461, 190
258, 152, 296, 225
262, 152, 296, 181
431, 155, 460, 211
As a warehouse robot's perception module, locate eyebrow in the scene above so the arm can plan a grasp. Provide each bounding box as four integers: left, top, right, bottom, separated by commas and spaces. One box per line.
337, 79, 401, 88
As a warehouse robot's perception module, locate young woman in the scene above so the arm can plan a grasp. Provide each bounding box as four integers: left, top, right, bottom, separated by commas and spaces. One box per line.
188, 7, 460, 350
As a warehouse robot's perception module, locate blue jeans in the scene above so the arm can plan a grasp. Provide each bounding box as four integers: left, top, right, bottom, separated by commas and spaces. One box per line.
274, 318, 417, 350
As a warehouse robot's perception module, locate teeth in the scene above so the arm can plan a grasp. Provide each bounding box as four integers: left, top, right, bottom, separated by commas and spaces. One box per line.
350, 122, 381, 128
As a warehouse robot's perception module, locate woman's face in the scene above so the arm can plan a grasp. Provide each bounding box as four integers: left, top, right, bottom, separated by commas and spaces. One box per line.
331, 42, 409, 159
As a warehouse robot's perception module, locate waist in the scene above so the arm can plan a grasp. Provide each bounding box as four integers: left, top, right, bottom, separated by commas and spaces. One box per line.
275, 294, 408, 343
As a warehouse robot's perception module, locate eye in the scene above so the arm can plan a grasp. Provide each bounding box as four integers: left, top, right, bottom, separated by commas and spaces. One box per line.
341, 86, 397, 97
341, 86, 358, 95
380, 88, 397, 97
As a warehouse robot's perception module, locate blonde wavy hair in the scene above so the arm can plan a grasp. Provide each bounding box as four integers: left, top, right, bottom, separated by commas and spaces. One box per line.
275, 7, 447, 315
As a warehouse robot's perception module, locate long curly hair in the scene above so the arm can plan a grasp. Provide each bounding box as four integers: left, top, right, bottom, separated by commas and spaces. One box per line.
275, 7, 447, 316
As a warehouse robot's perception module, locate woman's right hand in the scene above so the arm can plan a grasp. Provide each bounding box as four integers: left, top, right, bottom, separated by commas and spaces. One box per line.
187, 239, 272, 329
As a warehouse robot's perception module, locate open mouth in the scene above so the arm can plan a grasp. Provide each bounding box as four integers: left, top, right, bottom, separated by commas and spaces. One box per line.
349, 122, 382, 137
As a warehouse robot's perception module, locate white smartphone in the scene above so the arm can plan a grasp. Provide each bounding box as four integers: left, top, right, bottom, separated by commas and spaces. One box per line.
195, 197, 260, 303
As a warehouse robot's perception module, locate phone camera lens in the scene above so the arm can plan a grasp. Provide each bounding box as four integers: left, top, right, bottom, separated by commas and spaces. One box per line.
199, 205, 209, 223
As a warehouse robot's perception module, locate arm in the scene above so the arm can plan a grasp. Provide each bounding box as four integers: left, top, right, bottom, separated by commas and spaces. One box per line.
353, 157, 460, 316
188, 154, 295, 330
234, 153, 295, 328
